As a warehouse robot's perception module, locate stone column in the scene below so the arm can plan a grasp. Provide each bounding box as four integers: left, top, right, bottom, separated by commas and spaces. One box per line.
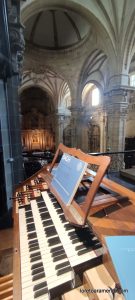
54, 112, 65, 149
98, 108, 108, 152
105, 90, 128, 170
69, 106, 82, 148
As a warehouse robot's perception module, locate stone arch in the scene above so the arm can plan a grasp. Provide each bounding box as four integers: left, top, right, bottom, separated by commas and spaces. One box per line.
77, 48, 107, 105
20, 69, 71, 112
20, 86, 55, 151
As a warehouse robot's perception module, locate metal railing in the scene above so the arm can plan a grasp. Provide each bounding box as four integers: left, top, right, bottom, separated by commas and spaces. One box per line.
89, 150, 135, 172
22, 149, 135, 178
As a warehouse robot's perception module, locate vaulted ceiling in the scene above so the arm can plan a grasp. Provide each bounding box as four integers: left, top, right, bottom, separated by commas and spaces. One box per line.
24, 8, 90, 50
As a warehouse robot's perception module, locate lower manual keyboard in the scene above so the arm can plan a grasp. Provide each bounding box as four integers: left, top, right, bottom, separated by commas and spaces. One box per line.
19, 200, 74, 300
19, 191, 103, 299
42, 191, 103, 270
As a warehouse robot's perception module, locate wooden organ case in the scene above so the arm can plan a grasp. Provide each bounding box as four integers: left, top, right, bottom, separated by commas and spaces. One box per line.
13, 144, 135, 300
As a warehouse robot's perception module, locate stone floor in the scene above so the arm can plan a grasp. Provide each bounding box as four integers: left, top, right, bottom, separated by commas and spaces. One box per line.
107, 171, 135, 191
120, 168, 135, 183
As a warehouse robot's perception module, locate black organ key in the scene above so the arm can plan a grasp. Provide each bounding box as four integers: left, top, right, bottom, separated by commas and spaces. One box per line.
51, 199, 57, 203
37, 202, 46, 208
30, 255, 41, 263
44, 225, 55, 232
56, 208, 63, 215
42, 219, 53, 227
75, 244, 88, 251
47, 192, 54, 198
26, 217, 34, 224
28, 232, 37, 240
51, 249, 65, 258
25, 211, 33, 218
68, 232, 78, 238
53, 202, 61, 209
29, 241, 39, 248
45, 230, 57, 238
24, 204, 31, 211
34, 288, 48, 298
50, 245, 63, 253
57, 266, 72, 276
55, 261, 70, 270
30, 251, 41, 259
33, 281, 47, 291
32, 266, 44, 276
32, 272, 45, 282
64, 224, 74, 230
28, 239, 38, 246
40, 212, 50, 220
48, 236, 61, 246
39, 207, 48, 213
53, 253, 67, 262
31, 262, 43, 270
72, 238, 80, 244
59, 215, 67, 223
27, 224, 35, 230
78, 248, 93, 255
36, 197, 44, 203
29, 245, 39, 252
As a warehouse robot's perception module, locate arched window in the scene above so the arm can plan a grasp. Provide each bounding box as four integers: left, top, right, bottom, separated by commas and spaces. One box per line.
82, 83, 100, 108
92, 87, 100, 106
130, 74, 135, 87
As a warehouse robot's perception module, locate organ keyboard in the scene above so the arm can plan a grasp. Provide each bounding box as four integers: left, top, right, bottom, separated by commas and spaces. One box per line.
13, 144, 135, 300
18, 190, 103, 299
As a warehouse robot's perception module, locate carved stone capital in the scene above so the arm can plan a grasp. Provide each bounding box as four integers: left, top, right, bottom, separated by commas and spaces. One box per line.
10, 22, 25, 53
9, 22, 25, 80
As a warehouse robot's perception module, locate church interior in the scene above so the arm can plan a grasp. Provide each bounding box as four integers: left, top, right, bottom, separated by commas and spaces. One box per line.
0, 0, 135, 299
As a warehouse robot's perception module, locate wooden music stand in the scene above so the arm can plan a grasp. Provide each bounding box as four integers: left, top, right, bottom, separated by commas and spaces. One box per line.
41, 143, 111, 226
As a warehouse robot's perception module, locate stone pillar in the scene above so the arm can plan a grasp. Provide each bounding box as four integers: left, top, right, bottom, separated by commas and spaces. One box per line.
98, 108, 108, 152
105, 91, 128, 170
69, 106, 82, 148
54, 112, 65, 149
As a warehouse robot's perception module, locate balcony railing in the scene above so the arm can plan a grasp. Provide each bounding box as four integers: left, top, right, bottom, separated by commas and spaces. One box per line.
22, 149, 135, 179
89, 150, 135, 172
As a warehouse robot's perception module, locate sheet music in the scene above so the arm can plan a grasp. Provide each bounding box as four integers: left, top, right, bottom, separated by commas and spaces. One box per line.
51, 153, 87, 205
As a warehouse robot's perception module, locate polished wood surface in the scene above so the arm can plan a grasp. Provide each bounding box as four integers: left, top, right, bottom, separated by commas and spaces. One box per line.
87, 178, 135, 284
0, 273, 13, 300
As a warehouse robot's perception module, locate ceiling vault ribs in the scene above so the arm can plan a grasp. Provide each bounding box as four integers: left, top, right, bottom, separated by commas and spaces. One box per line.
110, 0, 118, 36
29, 11, 43, 43
95, 0, 116, 43
87, 55, 107, 76
119, 0, 127, 39
123, 9, 135, 49
51, 10, 59, 48
85, 50, 105, 74
64, 11, 81, 41
124, 16, 135, 67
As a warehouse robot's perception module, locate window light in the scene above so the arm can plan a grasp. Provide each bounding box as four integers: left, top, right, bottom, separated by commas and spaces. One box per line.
92, 88, 100, 106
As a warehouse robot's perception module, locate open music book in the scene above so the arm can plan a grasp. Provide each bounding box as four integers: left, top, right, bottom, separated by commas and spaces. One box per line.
51, 153, 88, 205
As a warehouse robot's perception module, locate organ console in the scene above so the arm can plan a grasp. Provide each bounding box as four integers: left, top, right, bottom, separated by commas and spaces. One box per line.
12, 144, 135, 300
